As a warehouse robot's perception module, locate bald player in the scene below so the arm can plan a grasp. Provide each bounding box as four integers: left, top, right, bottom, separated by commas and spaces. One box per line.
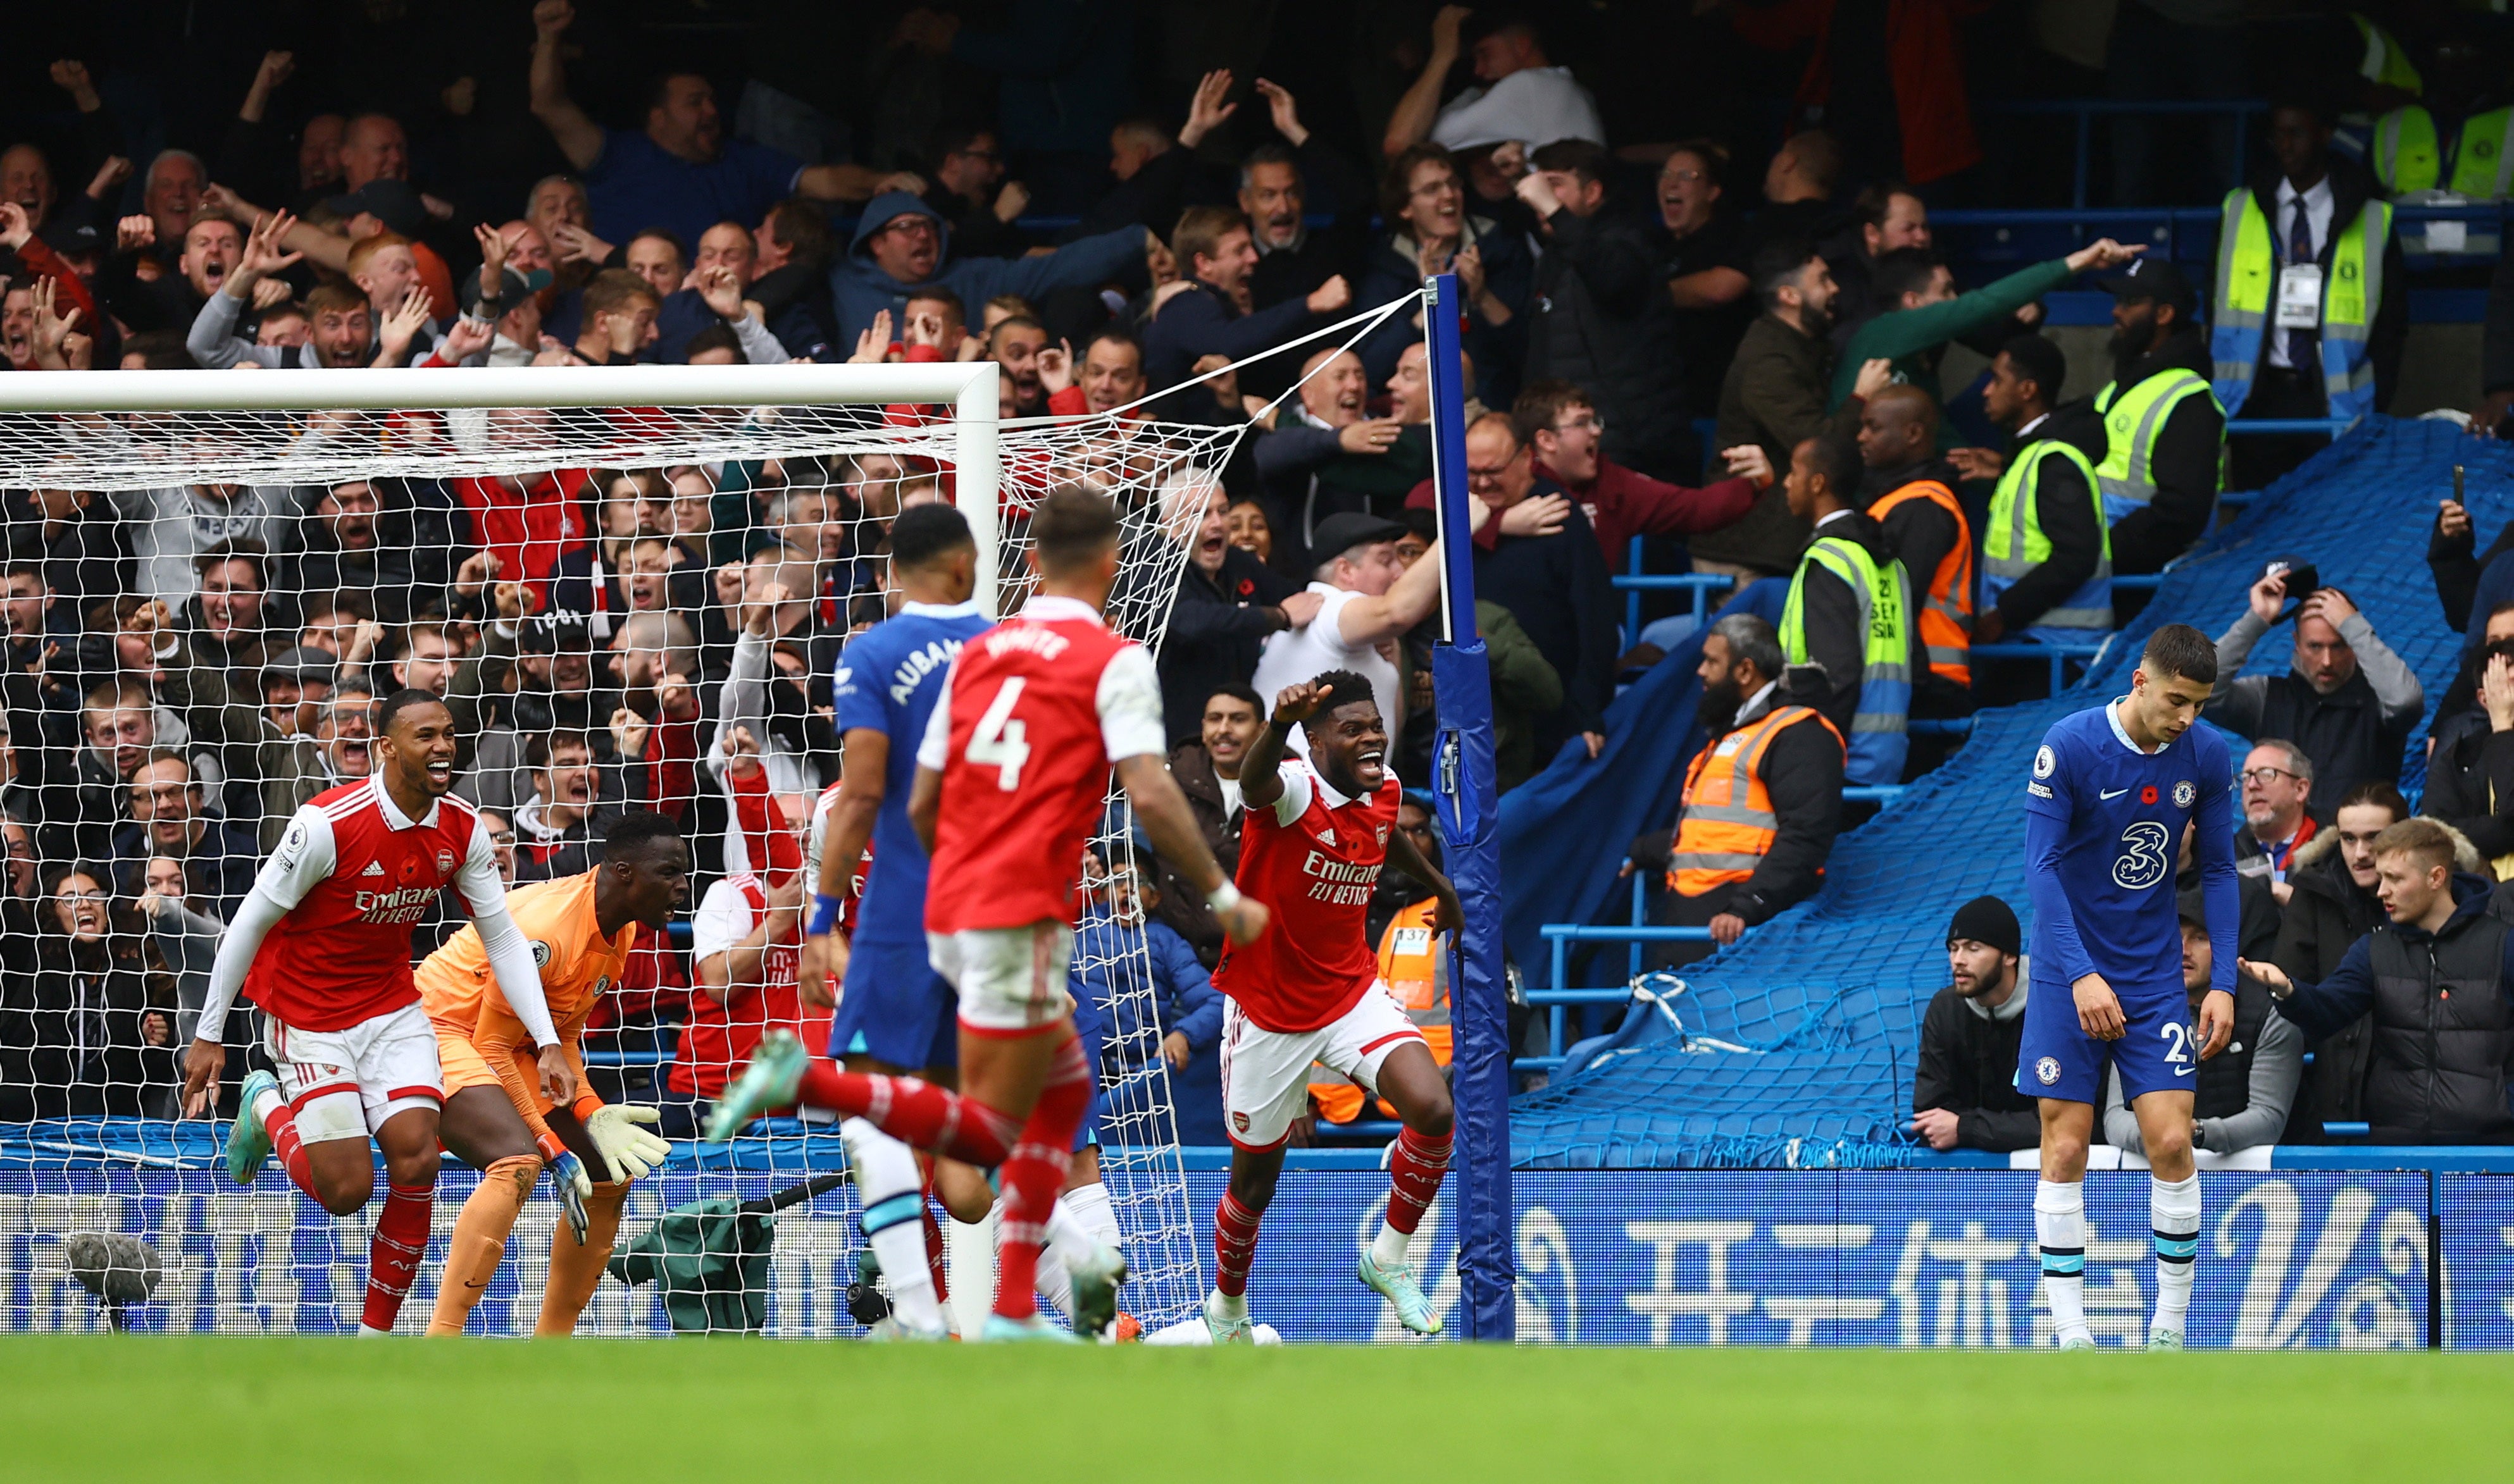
1857, 383, 1973, 731
421, 810, 690, 1336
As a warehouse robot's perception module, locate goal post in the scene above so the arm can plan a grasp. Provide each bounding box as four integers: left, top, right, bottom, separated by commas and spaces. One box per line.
1424, 271, 1517, 1340
0, 358, 1247, 1333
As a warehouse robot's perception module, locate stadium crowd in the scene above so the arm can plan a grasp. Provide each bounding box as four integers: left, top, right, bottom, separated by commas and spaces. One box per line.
6, 3, 2514, 1152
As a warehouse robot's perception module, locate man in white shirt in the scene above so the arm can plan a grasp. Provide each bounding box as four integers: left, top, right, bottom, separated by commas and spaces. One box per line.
1382, 9, 1604, 160
1250, 512, 1444, 746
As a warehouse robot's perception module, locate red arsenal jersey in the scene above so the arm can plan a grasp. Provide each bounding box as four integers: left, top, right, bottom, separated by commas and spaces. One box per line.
245, 779, 486, 1032
1212, 758, 1403, 1033
917, 596, 1167, 934
669, 874, 812, 1098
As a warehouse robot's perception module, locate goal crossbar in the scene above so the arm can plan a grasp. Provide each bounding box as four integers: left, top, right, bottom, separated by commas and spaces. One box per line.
0, 361, 1009, 612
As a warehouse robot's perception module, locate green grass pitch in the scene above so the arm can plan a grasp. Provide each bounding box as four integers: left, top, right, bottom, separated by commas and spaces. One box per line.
8, 1337, 2513, 1481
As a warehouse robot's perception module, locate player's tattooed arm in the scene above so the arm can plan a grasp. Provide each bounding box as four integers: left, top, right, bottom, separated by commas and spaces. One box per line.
1384, 814, 1462, 935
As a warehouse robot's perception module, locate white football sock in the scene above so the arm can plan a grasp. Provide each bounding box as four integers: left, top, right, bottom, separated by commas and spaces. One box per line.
842, 1118, 941, 1332
1370, 1219, 1414, 1269
2035, 1179, 2089, 1346
1062, 1180, 1121, 1250
1043, 1192, 1101, 1264
2151, 1174, 2201, 1337
249, 1079, 283, 1124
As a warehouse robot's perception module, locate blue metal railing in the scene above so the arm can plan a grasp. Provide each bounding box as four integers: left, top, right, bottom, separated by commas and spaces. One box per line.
1529, 924, 1711, 1072
1615, 536, 1730, 644
1972, 640, 2106, 694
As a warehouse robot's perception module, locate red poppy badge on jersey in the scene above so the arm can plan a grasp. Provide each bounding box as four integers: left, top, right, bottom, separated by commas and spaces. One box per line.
2140, 786, 2159, 805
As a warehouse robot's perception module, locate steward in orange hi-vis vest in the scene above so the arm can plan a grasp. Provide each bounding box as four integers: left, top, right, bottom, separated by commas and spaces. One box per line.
1311, 896, 1452, 1125
1868, 476, 1974, 688
1669, 703, 1846, 898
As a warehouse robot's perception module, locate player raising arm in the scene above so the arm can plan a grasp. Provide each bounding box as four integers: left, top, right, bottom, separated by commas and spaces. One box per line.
2017, 624, 2237, 1352
181, 689, 571, 1335
1204, 672, 1461, 1341
421, 812, 686, 1337
709, 486, 1268, 1341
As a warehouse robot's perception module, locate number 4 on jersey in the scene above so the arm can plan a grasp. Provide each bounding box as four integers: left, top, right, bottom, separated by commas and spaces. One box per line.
967, 677, 1032, 790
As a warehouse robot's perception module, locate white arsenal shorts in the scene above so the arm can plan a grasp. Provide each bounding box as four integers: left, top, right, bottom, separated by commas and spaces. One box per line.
264, 1002, 444, 1144
1220, 984, 1424, 1149
928, 923, 1076, 1034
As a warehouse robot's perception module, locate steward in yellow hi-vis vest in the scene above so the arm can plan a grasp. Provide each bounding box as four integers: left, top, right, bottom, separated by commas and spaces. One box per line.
2084, 259, 2228, 588
2209, 107, 2403, 431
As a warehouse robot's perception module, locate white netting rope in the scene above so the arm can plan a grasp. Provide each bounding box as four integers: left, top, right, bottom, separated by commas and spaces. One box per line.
0, 295, 1430, 1336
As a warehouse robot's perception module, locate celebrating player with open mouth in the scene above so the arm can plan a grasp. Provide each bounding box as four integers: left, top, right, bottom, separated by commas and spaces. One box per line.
1204, 671, 1462, 1341
709, 486, 1267, 1340
2017, 624, 2237, 1351
181, 689, 570, 1335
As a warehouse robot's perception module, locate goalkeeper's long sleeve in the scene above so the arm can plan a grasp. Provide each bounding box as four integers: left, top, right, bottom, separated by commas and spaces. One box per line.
455, 814, 561, 1049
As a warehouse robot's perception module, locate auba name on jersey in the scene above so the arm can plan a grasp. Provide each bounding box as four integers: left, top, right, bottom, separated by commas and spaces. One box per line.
843, 635, 966, 708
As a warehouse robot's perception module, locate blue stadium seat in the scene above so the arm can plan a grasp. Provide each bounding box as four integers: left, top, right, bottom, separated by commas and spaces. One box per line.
1511, 418, 2514, 1168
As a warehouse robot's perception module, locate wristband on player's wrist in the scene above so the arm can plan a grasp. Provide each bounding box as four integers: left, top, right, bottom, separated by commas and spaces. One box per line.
1205, 880, 1245, 913
807, 891, 844, 937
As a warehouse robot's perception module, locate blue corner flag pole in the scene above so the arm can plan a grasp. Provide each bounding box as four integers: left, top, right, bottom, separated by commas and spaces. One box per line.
1424, 271, 1515, 1340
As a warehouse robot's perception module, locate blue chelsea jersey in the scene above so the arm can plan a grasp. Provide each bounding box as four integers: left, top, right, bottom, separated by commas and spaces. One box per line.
831, 600, 993, 944
2021, 698, 2235, 993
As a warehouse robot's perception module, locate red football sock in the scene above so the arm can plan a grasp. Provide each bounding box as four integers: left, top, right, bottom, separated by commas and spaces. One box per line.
795, 1064, 1017, 1168
361, 1181, 434, 1332
990, 1037, 1090, 1321
1385, 1127, 1452, 1237
263, 1098, 321, 1203
1214, 1190, 1264, 1299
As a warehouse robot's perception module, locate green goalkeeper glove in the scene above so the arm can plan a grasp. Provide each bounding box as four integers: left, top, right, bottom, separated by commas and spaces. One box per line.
583, 1104, 671, 1184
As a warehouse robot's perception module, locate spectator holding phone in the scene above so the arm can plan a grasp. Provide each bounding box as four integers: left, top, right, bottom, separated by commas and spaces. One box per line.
2205, 559, 2423, 815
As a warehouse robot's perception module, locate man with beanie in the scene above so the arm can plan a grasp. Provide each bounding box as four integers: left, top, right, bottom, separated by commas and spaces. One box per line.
1910, 896, 2039, 1152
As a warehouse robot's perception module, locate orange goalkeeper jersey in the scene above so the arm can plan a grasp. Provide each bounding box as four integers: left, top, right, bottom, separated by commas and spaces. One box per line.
419, 870, 632, 1054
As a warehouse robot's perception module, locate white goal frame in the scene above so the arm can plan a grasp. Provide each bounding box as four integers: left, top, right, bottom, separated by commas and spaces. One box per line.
0, 361, 1011, 612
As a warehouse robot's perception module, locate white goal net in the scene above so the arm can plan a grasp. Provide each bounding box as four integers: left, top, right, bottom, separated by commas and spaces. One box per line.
0, 361, 1245, 1335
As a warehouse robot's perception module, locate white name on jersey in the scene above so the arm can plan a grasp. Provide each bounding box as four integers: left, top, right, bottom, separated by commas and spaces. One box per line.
888, 638, 964, 706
